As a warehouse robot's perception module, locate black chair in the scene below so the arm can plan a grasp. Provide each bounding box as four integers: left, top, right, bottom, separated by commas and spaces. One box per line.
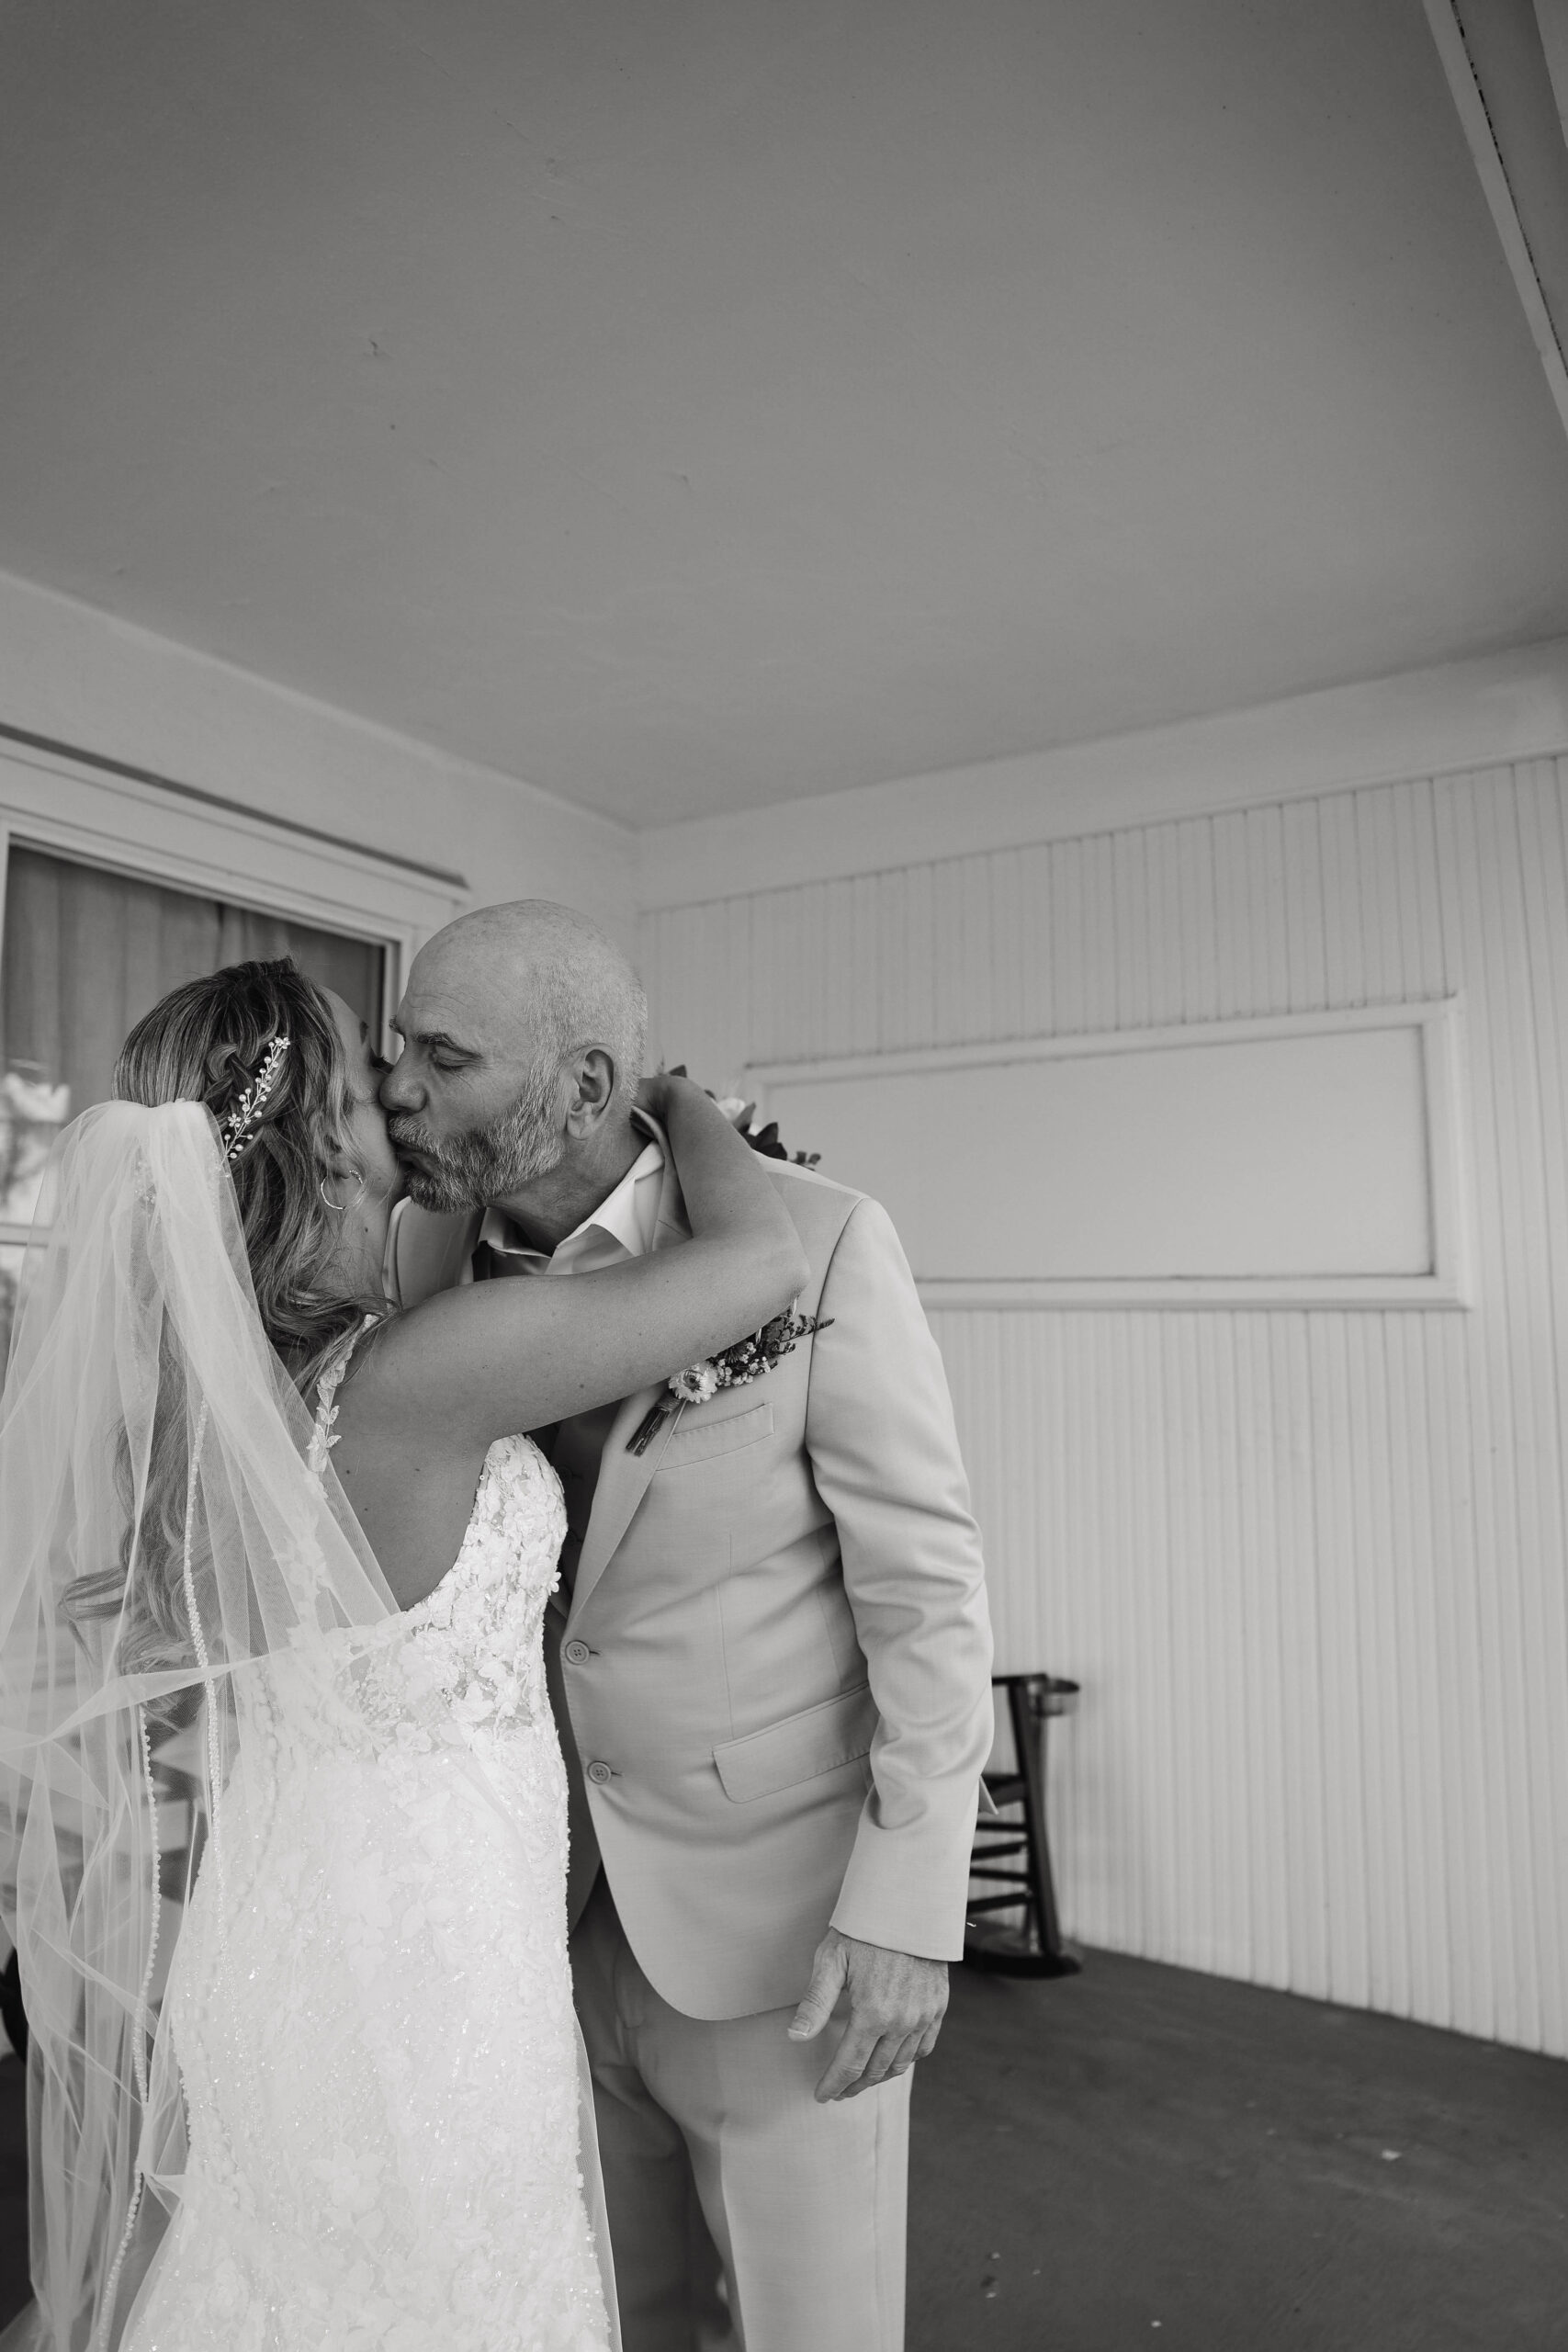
964, 1670, 1081, 1977
0, 1949, 26, 2063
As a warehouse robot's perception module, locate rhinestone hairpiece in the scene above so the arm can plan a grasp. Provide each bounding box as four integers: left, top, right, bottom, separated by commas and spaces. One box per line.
219, 1035, 290, 1164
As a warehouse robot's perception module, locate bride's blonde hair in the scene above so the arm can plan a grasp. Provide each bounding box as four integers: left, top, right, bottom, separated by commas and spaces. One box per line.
115, 956, 376, 1393
63, 960, 380, 1679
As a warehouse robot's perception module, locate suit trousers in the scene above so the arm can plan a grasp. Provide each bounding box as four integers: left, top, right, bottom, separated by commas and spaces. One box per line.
571, 1875, 910, 2352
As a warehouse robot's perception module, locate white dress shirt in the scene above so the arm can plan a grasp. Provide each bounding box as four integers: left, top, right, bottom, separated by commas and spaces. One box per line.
479, 1136, 672, 1578
478, 1136, 668, 1280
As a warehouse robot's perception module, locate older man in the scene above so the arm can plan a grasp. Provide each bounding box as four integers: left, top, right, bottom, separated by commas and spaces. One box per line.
381, 900, 992, 2352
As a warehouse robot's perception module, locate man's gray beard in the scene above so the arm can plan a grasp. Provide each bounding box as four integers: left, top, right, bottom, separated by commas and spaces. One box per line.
390, 1088, 565, 1215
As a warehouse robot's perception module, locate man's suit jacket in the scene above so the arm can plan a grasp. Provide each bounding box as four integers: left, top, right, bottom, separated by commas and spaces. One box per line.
389, 1152, 994, 2021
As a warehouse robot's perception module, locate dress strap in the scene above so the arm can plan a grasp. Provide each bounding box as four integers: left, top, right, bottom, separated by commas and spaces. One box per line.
306, 1313, 378, 1480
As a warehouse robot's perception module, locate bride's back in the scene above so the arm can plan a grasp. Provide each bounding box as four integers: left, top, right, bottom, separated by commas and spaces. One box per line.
113, 955, 496, 1608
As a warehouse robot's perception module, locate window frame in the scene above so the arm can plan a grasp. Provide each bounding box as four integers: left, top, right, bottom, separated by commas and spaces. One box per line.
0, 739, 468, 1250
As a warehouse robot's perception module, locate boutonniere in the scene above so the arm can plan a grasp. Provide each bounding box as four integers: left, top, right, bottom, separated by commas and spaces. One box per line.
626, 1302, 833, 1454
664, 1067, 821, 1170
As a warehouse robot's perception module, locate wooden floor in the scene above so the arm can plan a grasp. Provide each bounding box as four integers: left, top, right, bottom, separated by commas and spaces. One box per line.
1, 1950, 1563, 2347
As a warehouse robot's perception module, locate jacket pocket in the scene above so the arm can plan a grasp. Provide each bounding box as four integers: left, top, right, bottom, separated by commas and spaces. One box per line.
713, 1682, 878, 1804
658, 1398, 773, 1467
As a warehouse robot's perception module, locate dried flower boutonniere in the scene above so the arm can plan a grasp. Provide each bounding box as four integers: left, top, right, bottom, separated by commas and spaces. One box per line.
665, 1067, 820, 1168
627, 1302, 833, 1455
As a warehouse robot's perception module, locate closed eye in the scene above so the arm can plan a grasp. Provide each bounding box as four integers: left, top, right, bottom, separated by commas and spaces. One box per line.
412, 1029, 477, 1072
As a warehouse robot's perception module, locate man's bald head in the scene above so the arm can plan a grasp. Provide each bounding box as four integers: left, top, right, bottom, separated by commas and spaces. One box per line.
412, 900, 647, 1112
386, 901, 649, 1216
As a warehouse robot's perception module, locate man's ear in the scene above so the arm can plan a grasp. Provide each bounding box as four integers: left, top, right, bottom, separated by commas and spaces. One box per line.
564, 1047, 617, 1137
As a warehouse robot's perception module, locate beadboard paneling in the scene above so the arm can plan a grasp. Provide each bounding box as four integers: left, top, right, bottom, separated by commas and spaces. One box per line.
641, 759, 1568, 2054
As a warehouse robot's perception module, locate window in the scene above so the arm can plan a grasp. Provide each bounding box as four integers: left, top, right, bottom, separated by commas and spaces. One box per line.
0, 735, 468, 1362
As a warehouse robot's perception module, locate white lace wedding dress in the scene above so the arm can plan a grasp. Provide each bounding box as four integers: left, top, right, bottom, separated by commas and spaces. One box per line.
123, 1336, 613, 2352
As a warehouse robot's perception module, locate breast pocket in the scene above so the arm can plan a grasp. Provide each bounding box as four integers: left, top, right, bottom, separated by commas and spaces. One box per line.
656, 1398, 773, 1469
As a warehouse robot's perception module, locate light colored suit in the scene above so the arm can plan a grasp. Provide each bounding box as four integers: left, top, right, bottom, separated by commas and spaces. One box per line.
390, 1147, 993, 2349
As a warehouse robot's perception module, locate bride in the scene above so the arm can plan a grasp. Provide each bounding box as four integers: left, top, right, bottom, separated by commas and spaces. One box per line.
0, 955, 806, 2352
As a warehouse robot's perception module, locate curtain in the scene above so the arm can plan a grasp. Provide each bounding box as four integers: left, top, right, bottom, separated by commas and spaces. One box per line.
0, 843, 387, 1226
2, 842, 385, 1117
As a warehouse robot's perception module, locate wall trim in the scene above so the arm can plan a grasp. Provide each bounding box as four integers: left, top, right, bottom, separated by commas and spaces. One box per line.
636, 637, 1568, 909
749, 1001, 1473, 1311
0, 719, 468, 891
0, 570, 639, 948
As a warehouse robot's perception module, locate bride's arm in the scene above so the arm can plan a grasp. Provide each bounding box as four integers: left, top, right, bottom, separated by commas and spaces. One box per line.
364, 1078, 808, 1447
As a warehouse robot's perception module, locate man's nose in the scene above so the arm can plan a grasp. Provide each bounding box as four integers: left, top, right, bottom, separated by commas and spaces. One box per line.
379, 1055, 422, 1114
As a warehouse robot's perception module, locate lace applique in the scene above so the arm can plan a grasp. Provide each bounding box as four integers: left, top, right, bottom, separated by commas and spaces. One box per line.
126, 1413, 604, 2352
305, 1315, 378, 1482
398, 1435, 567, 1738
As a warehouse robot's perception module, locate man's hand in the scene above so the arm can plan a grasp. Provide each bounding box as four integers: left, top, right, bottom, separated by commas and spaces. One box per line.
788, 1928, 948, 2102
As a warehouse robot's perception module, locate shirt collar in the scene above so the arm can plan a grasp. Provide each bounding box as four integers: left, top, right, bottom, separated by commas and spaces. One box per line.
479, 1134, 667, 1264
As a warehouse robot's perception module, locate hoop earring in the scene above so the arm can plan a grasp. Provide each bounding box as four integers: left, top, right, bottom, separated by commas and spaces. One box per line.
320, 1176, 367, 1215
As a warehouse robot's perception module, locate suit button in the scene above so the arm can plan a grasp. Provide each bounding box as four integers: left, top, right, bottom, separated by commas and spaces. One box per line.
564, 1640, 591, 1665
586, 1760, 613, 1785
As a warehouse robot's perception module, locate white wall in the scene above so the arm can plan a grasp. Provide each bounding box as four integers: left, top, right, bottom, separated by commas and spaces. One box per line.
0, 571, 637, 946
639, 664, 1568, 2058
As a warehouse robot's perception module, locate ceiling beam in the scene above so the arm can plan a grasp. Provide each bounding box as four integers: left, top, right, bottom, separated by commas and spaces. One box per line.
1537, 0, 1568, 143
1424, 0, 1568, 442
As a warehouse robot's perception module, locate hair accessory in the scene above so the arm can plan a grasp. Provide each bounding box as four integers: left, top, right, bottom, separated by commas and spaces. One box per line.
220, 1035, 290, 1164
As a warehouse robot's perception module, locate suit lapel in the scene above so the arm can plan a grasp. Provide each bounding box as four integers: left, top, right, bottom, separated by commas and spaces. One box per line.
566, 1381, 674, 1625
567, 1136, 690, 1623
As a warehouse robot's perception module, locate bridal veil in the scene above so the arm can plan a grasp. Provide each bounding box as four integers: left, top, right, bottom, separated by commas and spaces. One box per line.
0, 1102, 618, 2350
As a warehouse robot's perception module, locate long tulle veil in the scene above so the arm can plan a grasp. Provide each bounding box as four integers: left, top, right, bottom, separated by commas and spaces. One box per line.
0, 1102, 618, 2349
